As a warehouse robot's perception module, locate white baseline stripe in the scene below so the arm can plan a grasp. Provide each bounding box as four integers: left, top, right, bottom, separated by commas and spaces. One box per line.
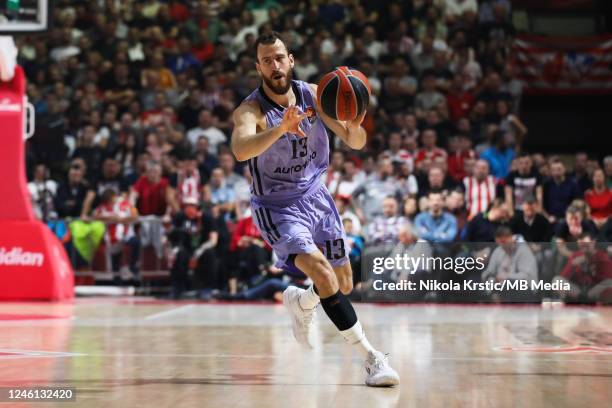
61, 353, 612, 363
144, 305, 196, 320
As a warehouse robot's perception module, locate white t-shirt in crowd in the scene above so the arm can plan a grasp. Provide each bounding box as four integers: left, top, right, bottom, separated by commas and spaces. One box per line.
186, 126, 227, 155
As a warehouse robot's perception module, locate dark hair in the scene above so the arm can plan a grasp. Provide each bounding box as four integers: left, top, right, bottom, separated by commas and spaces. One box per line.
494, 225, 513, 238
254, 31, 287, 60
493, 129, 505, 146
100, 189, 117, 204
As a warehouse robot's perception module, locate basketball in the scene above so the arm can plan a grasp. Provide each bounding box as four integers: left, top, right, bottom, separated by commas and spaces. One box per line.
317, 66, 371, 121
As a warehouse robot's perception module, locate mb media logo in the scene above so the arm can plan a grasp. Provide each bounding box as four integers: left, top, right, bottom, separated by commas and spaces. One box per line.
0, 247, 44, 267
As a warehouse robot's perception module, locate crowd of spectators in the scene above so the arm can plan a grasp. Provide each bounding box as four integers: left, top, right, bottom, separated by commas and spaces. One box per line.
18, 0, 612, 301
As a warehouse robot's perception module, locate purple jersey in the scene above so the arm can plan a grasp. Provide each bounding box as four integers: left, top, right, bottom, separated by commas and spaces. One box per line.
243, 80, 329, 206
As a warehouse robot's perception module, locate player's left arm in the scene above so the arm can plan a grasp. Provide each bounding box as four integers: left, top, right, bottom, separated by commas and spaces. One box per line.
308, 83, 367, 150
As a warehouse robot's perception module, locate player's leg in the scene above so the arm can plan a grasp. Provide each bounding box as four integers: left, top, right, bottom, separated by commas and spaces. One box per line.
249, 203, 321, 347
294, 251, 399, 386
333, 261, 354, 295
311, 187, 399, 386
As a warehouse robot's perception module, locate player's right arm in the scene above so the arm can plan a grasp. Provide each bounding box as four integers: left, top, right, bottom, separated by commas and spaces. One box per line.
231, 101, 306, 162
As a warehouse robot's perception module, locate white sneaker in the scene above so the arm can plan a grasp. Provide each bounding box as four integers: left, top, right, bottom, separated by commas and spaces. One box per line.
282, 286, 317, 349
365, 351, 400, 387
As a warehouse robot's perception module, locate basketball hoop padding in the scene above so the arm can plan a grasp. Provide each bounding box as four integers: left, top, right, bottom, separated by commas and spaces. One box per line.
0, 65, 74, 300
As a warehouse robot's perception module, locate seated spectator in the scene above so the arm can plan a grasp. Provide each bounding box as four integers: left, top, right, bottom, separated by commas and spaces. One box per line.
92, 189, 140, 284
418, 165, 454, 201
414, 129, 447, 169
218, 151, 248, 192
398, 113, 420, 142
55, 159, 92, 219
365, 196, 410, 245
464, 198, 511, 242
186, 110, 227, 154
444, 0, 478, 23
394, 160, 419, 198
570, 152, 592, 194
130, 161, 177, 217
414, 191, 457, 243
415, 71, 446, 117
207, 168, 237, 221
604, 155, 612, 188
140, 95, 177, 129
168, 37, 202, 75
447, 60, 476, 110
543, 158, 582, 223
584, 168, 611, 228
505, 153, 542, 211
228, 209, 271, 296
28, 163, 58, 221
464, 159, 498, 219
171, 155, 204, 209
445, 188, 468, 239
554, 204, 598, 244
82, 158, 130, 217
383, 132, 414, 170
111, 132, 141, 179
194, 136, 220, 182
554, 233, 612, 304
496, 100, 528, 147
335, 197, 363, 235
480, 130, 515, 179
382, 58, 418, 113
403, 196, 419, 221
482, 226, 538, 302
447, 135, 476, 183
509, 194, 552, 243
411, 35, 436, 75
380, 224, 433, 300
72, 124, 105, 182
597, 217, 612, 243
353, 157, 403, 220
329, 158, 366, 199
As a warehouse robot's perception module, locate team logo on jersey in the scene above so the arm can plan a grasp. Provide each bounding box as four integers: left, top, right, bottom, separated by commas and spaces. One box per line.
305, 107, 317, 123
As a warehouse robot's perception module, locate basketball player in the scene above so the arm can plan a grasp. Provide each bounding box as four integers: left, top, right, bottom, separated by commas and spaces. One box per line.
231, 32, 399, 387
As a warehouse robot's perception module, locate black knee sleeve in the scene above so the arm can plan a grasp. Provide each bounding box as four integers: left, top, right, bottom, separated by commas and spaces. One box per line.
320, 290, 358, 331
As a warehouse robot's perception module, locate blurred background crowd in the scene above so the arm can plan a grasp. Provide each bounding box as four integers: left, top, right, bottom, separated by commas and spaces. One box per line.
17, 0, 612, 302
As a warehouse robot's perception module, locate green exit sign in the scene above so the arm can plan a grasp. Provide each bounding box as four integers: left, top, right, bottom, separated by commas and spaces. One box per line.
7, 0, 20, 12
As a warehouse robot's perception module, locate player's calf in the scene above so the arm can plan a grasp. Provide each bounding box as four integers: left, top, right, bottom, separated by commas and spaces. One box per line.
294, 251, 339, 297
334, 262, 354, 295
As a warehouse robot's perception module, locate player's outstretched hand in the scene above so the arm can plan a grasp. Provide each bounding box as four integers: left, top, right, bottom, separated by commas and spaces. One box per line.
280, 105, 307, 137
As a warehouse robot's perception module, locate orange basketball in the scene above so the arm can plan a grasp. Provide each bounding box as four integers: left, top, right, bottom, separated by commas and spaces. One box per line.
317, 66, 371, 121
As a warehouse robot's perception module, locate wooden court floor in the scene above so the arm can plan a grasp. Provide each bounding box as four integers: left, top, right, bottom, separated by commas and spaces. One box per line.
0, 298, 610, 408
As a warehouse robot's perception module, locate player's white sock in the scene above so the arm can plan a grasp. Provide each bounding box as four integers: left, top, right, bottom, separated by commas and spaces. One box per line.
298, 285, 320, 310
340, 320, 376, 358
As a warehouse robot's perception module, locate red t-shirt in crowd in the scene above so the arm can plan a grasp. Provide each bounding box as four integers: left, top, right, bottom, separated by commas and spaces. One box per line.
446, 91, 475, 121
561, 250, 612, 287
193, 43, 215, 63
448, 150, 476, 182
584, 188, 612, 221
133, 176, 169, 216
414, 147, 447, 166
230, 216, 270, 252
169, 2, 190, 22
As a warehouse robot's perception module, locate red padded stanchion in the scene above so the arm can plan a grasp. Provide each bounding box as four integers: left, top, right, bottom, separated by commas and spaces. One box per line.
0, 66, 74, 300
